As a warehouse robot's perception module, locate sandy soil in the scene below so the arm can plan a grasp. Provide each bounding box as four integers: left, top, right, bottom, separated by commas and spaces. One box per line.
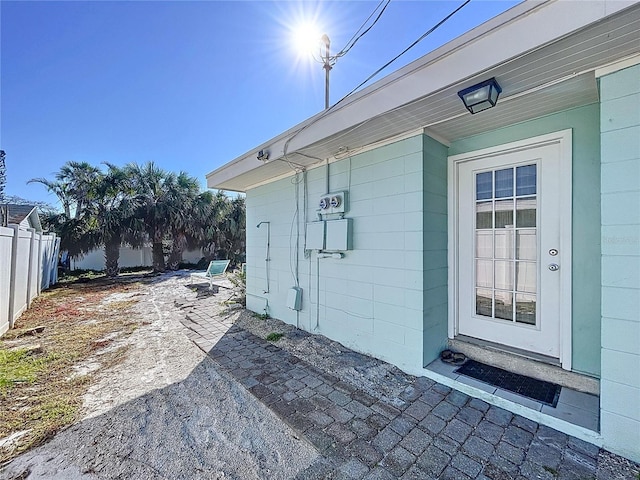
0, 273, 317, 480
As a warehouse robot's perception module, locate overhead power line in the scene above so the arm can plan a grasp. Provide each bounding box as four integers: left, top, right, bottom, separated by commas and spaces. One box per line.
335, 0, 391, 60
284, 0, 472, 157
338, 0, 472, 103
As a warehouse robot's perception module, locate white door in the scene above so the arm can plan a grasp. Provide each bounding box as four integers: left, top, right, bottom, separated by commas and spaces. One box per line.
451, 132, 572, 362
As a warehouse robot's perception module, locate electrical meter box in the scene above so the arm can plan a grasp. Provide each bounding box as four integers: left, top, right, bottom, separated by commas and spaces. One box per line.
305, 222, 325, 250
325, 219, 352, 251
318, 191, 347, 215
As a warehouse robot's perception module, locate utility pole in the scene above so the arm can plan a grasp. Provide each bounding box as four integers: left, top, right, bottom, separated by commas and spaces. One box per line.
321, 34, 331, 110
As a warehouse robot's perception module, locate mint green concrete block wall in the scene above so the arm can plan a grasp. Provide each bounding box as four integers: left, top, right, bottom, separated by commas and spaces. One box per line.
599, 64, 640, 463
422, 135, 449, 366
246, 135, 427, 372
449, 104, 602, 377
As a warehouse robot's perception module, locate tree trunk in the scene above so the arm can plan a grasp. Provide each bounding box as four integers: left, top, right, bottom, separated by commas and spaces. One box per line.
104, 235, 121, 277
167, 232, 186, 271
152, 242, 165, 272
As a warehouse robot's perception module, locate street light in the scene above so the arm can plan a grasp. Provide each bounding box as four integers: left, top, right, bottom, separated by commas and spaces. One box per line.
292, 25, 336, 110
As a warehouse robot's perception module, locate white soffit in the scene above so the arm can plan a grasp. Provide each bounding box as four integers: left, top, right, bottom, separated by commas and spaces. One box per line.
208, 1, 640, 192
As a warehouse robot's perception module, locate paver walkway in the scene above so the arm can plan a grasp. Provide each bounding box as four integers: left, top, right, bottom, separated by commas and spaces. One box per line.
177, 284, 639, 480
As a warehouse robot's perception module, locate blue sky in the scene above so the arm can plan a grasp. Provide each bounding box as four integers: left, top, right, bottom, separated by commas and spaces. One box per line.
1, 0, 518, 207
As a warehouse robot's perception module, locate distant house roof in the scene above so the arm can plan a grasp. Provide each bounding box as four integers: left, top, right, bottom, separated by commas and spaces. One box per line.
3, 204, 44, 233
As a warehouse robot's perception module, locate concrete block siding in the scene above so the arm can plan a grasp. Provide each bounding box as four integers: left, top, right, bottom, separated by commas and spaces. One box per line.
246, 135, 429, 372
599, 63, 640, 462
422, 136, 449, 366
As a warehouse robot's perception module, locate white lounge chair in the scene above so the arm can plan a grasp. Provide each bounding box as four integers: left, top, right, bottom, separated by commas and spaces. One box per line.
190, 260, 230, 290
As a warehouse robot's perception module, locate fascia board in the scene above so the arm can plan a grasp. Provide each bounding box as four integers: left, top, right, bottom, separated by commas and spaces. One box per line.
207, 0, 638, 189
285, 0, 636, 153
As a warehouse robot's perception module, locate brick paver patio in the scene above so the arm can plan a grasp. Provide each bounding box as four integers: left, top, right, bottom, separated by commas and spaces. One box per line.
177, 282, 639, 480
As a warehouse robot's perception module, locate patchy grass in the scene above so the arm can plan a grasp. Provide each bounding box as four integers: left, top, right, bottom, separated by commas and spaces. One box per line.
0, 349, 57, 389
0, 277, 145, 463
266, 332, 284, 342
57, 269, 105, 284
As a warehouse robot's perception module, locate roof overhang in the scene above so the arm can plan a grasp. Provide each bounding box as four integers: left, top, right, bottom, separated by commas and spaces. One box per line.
207, 0, 640, 192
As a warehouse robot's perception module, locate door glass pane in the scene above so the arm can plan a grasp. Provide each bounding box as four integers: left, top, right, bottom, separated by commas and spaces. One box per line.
476, 231, 493, 258
476, 288, 492, 317
495, 200, 514, 228
516, 165, 536, 196
476, 260, 493, 288
476, 202, 493, 229
516, 229, 536, 260
471, 165, 539, 327
516, 261, 536, 293
495, 168, 513, 198
516, 293, 536, 324
476, 172, 492, 200
494, 261, 514, 290
495, 230, 514, 259
516, 198, 536, 227
495, 291, 513, 320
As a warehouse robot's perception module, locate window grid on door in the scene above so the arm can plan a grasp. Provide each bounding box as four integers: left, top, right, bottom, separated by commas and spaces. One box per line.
475, 164, 537, 325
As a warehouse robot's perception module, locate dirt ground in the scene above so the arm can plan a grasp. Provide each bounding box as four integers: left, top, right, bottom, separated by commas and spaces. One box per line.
0, 273, 317, 480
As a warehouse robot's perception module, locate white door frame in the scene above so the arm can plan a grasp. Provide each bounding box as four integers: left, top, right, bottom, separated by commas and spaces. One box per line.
447, 130, 573, 370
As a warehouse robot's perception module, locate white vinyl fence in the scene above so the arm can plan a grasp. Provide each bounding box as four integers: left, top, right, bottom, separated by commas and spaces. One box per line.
0, 225, 60, 335
71, 246, 204, 271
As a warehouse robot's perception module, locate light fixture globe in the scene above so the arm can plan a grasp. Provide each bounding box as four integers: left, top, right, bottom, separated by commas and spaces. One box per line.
458, 77, 502, 114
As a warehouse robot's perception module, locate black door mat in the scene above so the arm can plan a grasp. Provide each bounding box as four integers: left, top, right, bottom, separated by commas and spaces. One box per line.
455, 359, 561, 407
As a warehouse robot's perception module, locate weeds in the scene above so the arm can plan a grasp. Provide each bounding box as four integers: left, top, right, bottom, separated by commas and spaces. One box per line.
266, 332, 284, 342
226, 270, 246, 307
0, 277, 142, 463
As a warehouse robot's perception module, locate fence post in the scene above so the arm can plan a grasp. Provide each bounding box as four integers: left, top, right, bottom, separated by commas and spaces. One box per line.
0, 226, 15, 335
52, 236, 60, 284
7, 224, 19, 329
36, 233, 44, 295
26, 228, 36, 308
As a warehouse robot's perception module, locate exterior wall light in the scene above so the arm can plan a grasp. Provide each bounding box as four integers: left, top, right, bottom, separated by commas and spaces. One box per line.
257, 149, 270, 162
458, 77, 502, 114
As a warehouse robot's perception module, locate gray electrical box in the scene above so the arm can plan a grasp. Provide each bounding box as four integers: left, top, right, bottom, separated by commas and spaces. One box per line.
306, 222, 325, 250
325, 219, 352, 251
286, 287, 303, 310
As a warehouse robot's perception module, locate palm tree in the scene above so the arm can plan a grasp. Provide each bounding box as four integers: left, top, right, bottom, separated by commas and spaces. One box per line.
26, 178, 73, 218
87, 164, 140, 277
43, 212, 94, 258
125, 162, 168, 272
217, 195, 246, 266
166, 172, 201, 270
57, 161, 101, 218
195, 191, 245, 267
126, 162, 199, 273
29, 161, 100, 219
